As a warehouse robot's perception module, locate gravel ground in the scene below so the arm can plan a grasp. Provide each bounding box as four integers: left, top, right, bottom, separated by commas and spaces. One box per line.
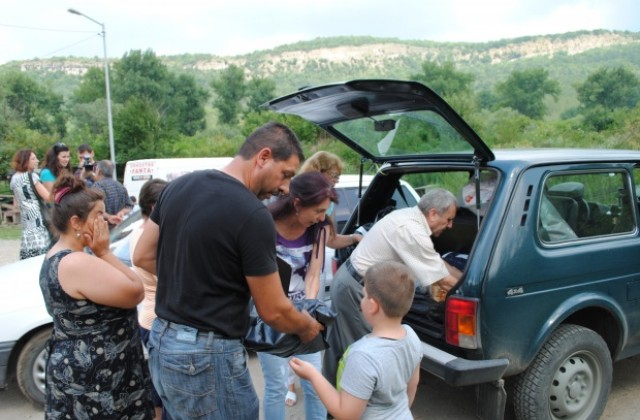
0, 239, 20, 266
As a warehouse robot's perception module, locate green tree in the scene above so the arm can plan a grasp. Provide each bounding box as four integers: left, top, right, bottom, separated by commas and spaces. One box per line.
245, 77, 276, 113
495, 68, 561, 119
576, 66, 640, 111
211, 65, 246, 124
165, 74, 209, 136
72, 67, 106, 104
113, 97, 163, 162
410, 61, 474, 98
112, 50, 171, 104
0, 71, 65, 136
70, 49, 208, 163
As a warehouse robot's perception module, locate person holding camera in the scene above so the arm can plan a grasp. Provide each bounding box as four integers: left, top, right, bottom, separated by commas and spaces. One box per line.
74, 143, 97, 187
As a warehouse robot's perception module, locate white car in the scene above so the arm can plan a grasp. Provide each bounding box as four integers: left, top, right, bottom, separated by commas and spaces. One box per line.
0, 254, 49, 406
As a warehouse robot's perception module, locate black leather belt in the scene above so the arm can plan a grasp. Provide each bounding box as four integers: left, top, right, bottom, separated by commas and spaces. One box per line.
345, 259, 364, 285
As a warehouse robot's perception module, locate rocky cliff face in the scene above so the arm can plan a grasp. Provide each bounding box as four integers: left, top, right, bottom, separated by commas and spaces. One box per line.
16, 30, 640, 77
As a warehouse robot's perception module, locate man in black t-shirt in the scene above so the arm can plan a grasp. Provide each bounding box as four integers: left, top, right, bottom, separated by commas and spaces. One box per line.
133, 122, 323, 420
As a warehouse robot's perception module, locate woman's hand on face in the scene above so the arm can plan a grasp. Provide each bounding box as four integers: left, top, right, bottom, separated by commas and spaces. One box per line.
85, 217, 111, 257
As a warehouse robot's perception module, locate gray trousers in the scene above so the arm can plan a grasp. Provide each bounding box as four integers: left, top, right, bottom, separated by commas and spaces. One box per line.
322, 262, 372, 386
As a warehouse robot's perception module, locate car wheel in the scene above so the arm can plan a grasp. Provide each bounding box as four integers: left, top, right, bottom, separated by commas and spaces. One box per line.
513, 324, 612, 420
16, 328, 50, 407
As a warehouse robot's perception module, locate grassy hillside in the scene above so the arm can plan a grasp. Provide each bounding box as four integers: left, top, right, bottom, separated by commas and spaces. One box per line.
3, 30, 640, 121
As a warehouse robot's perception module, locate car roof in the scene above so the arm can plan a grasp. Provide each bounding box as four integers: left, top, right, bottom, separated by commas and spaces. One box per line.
491, 149, 640, 165
335, 174, 374, 188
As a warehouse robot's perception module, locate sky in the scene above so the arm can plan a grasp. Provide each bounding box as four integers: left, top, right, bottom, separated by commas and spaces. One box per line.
1, 0, 639, 65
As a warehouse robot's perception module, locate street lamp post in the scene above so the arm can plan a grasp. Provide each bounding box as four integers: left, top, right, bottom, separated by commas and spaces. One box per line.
68, 8, 117, 179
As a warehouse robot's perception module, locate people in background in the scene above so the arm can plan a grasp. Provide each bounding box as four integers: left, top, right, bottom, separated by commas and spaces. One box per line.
92, 160, 133, 228
39, 174, 153, 419
133, 121, 323, 420
290, 261, 422, 420
40, 142, 72, 193
323, 188, 462, 386
9, 149, 52, 259
74, 143, 97, 187
258, 172, 338, 420
129, 178, 169, 420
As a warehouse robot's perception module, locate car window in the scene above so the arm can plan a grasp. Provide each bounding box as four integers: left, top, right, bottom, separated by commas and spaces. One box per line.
333, 184, 419, 231
334, 187, 366, 231
392, 185, 419, 208
539, 170, 637, 243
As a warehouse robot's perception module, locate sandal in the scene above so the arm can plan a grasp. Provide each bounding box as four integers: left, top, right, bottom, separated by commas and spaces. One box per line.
285, 390, 297, 406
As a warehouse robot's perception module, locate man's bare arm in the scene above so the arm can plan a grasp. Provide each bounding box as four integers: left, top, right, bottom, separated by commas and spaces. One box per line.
132, 220, 159, 275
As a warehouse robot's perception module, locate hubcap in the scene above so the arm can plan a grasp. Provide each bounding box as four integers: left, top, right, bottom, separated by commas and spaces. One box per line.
549, 352, 601, 419
33, 348, 47, 394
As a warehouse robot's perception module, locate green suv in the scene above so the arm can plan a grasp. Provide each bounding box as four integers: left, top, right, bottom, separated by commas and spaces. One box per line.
267, 79, 640, 420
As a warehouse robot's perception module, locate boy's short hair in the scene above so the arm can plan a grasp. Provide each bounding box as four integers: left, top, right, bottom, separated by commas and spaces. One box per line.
364, 261, 416, 318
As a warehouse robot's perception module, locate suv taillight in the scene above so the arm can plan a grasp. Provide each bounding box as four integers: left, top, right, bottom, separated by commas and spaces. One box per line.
445, 297, 479, 349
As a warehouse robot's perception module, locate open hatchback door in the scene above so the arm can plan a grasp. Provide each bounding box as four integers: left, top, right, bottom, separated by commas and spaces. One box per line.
265, 79, 494, 164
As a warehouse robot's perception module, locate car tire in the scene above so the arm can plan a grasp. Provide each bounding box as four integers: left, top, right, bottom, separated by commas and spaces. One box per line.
513, 324, 612, 420
16, 328, 50, 407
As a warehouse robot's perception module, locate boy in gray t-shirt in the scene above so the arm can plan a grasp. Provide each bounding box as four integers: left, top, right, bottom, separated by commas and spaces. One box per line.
290, 261, 422, 419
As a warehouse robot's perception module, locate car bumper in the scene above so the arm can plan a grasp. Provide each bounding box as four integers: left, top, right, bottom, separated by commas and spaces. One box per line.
0, 340, 16, 388
420, 342, 509, 386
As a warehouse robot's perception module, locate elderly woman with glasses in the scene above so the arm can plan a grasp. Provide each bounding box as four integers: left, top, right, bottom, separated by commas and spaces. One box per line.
299, 151, 363, 250
40, 142, 72, 193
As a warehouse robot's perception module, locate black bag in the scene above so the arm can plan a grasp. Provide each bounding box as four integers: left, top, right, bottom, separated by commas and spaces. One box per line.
28, 172, 57, 244
244, 299, 336, 358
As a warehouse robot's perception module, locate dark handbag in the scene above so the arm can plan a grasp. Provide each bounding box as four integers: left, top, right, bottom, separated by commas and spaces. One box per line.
28, 172, 56, 244
244, 299, 336, 358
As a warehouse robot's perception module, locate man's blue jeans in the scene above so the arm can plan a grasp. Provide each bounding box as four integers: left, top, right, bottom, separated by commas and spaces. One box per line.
148, 318, 259, 420
257, 351, 327, 420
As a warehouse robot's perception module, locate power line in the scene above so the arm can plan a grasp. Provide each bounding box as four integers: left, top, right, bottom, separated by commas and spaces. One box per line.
1, 23, 102, 59
0, 22, 94, 34
43, 34, 103, 58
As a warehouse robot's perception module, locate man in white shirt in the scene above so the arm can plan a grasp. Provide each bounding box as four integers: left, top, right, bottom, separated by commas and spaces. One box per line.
323, 188, 461, 385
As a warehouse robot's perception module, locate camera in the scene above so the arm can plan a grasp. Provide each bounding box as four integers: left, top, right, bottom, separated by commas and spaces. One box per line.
83, 156, 94, 172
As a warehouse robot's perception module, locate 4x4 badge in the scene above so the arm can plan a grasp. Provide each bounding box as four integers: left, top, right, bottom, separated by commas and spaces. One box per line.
506, 287, 524, 296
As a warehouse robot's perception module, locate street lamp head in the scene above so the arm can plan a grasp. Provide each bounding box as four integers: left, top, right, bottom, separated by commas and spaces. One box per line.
67, 8, 81, 15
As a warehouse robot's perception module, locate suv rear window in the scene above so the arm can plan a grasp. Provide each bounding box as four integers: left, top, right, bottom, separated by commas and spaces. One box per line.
539, 170, 637, 243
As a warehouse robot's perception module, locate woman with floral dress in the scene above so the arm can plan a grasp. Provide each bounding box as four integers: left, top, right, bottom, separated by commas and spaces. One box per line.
39, 174, 153, 419
10, 149, 52, 259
